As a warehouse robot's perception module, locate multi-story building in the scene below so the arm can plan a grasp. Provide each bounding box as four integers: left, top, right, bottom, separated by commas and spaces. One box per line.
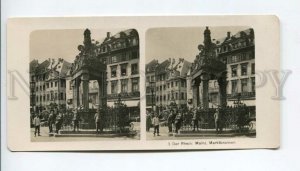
89, 29, 140, 116
30, 58, 71, 113
150, 58, 191, 111
145, 59, 159, 112
215, 28, 255, 109
187, 28, 255, 113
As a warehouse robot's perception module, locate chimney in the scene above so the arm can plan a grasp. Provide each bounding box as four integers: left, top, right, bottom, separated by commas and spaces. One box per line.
107, 32, 110, 38
227, 32, 231, 38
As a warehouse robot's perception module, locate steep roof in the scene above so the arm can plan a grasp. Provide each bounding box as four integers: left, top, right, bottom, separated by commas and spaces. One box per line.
146, 59, 159, 73
102, 29, 138, 43
155, 59, 170, 75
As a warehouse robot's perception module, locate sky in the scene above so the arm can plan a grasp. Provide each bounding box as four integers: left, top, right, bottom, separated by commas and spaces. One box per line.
30, 28, 128, 63
30, 26, 250, 64
146, 26, 250, 64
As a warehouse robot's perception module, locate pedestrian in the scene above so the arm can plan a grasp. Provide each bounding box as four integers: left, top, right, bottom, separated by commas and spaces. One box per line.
72, 110, 80, 132
48, 110, 54, 133
94, 109, 101, 134
33, 114, 41, 137
214, 108, 221, 133
192, 109, 199, 131
152, 114, 160, 136
167, 111, 175, 133
175, 112, 183, 133
55, 112, 63, 134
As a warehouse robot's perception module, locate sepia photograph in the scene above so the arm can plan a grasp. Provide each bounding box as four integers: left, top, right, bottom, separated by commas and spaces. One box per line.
7, 16, 279, 151
146, 26, 256, 140
29, 28, 140, 141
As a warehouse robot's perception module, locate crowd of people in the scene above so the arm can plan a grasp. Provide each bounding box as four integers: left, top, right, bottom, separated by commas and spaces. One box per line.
30, 108, 106, 136
146, 104, 253, 136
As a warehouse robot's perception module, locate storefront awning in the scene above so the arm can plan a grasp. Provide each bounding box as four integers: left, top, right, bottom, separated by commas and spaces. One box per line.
107, 100, 140, 107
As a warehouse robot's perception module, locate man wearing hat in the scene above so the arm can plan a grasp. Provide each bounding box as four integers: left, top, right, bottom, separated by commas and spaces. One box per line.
72, 109, 80, 132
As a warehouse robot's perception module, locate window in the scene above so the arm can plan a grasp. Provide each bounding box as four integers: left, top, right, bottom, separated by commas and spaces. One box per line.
132, 38, 137, 46
121, 53, 127, 61
163, 85, 166, 90
160, 86, 162, 91
181, 80, 185, 87
171, 82, 174, 87
51, 82, 53, 87
36, 96, 39, 102
231, 65, 237, 77
251, 63, 255, 74
47, 94, 50, 101
111, 81, 118, 94
43, 95, 45, 101
69, 81, 73, 90
163, 95, 166, 101
231, 80, 238, 94
241, 53, 247, 61
111, 56, 118, 63
176, 93, 178, 100
60, 93, 64, 100
181, 92, 184, 100
146, 76, 150, 82
61, 80, 65, 87
131, 51, 138, 59
111, 65, 117, 78
251, 77, 255, 92
151, 76, 155, 81
241, 79, 248, 92
55, 93, 58, 100
131, 63, 138, 75
168, 94, 170, 100
36, 86, 38, 91
241, 63, 248, 76
132, 78, 139, 92
46, 83, 49, 88
55, 81, 58, 87
121, 64, 127, 76
167, 83, 170, 88
43, 85, 45, 90
121, 79, 128, 93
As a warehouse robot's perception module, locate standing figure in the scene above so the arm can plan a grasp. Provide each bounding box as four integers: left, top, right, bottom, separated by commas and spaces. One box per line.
214, 108, 221, 133
192, 109, 200, 131
94, 109, 101, 134
175, 113, 183, 133
152, 114, 160, 136
167, 111, 175, 133
72, 110, 80, 132
33, 114, 41, 137
55, 112, 63, 134
48, 110, 54, 133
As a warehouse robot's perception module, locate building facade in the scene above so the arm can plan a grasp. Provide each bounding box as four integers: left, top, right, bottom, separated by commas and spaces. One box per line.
215, 28, 255, 108
146, 58, 191, 112
145, 59, 158, 111
30, 58, 71, 113
91, 29, 140, 117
